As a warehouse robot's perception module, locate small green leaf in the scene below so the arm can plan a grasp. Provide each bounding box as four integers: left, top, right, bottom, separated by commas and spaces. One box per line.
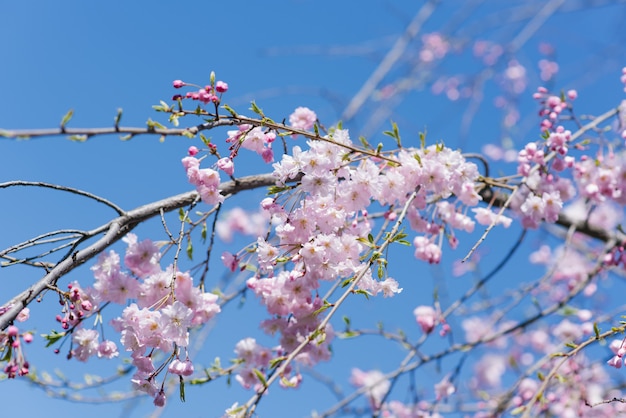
41, 330, 66, 348
253, 368, 267, 387
222, 104, 237, 117
68, 135, 88, 142
313, 124, 319, 136
179, 376, 186, 402
146, 118, 166, 130
199, 133, 211, 147
281, 376, 297, 387
267, 185, 292, 195
269, 356, 286, 368
60, 109, 74, 129
354, 289, 370, 299
594, 323, 601, 340
182, 129, 195, 139
250, 101, 264, 117
178, 208, 185, 221
186, 240, 193, 260
313, 300, 332, 316
201, 222, 207, 243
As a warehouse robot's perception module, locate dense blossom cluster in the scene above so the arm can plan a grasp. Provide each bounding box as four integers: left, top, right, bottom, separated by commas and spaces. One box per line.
46, 233, 220, 406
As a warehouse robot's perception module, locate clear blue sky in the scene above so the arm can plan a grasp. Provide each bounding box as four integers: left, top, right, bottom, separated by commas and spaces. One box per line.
1, 1, 626, 417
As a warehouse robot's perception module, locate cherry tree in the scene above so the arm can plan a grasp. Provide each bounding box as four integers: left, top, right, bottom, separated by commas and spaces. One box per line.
3, 2, 626, 417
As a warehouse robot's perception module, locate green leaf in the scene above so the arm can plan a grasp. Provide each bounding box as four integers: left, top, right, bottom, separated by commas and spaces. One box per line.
151, 102, 168, 112
339, 331, 359, 339
354, 289, 370, 299
200, 133, 211, 147
419, 130, 426, 149
60, 109, 74, 129
250, 101, 264, 117
201, 222, 207, 243
594, 323, 601, 340
186, 240, 193, 260
0, 345, 11, 361
269, 356, 286, 368
253, 368, 267, 387
383, 121, 402, 147
68, 135, 88, 142
313, 300, 332, 316
179, 376, 186, 402
267, 185, 292, 195
146, 118, 166, 130
41, 330, 66, 348
178, 208, 185, 221
222, 104, 237, 117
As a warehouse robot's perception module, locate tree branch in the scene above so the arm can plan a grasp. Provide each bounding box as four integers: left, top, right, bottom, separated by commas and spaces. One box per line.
0, 172, 281, 330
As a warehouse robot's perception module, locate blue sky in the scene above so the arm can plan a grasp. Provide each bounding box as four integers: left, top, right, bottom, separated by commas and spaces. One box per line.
2, 1, 626, 417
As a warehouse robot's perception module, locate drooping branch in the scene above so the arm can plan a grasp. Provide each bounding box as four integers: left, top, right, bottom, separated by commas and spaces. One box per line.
0, 172, 282, 330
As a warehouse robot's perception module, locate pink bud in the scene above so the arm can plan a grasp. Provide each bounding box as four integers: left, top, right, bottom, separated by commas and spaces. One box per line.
173, 80, 185, 89
188, 146, 199, 156
7, 325, 18, 337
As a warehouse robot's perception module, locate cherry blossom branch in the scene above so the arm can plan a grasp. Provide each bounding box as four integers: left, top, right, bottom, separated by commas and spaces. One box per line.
241, 190, 420, 416
0, 172, 283, 330
463, 104, 622, 262
519, 322, 626, 418
322, 235, 615, 416
0, 119, 238, 141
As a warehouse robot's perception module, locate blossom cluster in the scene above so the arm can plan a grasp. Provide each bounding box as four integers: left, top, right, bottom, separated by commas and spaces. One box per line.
215, 124, 512, 394
172, 77, 228, 105
49, 234, 220, 407
0, 309, 31, 378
